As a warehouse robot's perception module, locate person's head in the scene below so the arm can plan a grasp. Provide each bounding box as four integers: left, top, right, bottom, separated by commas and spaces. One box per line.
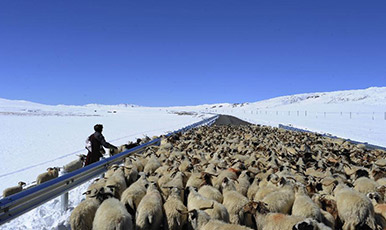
94, 124, 103, 132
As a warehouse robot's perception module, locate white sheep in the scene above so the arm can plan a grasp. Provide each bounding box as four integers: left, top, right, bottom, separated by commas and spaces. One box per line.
120, 173, 148, 218
83, 178, 107, 199
187, 186, 230, 223
236, 171, 251, 197
123, 162, 138, 186
63, 154, 86, 173
244, 201, 306, 230
261, 177, 295, 214
135, 182, 164, 230
334, 183, 377, 230
143, 155, 161, 176
70, 187, 104, 230
104, 164, 119, 178
163, 187, 188, 230
2, 181, 26, 197
200, 219, 254, 230
221, 177, 253, 226
163, 171, 185, 200
247, 177, 260, 200
354, 177, 379, 194
198, 185, 223, 203
293, 218, 332, 230
93, 186, 133, 230
36, 167, 59, 184
105, 167, 127, 199
291, 183, 322, 222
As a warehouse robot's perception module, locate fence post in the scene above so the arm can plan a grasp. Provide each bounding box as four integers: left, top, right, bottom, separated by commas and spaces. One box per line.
324, 112, 326, 118
372, 112, 375, 120
288, 111, 290, 116
305, 111, 307, 116
276, 111, 278, 115
350, 112, 352, 119
60, 170, 69, 212
384, 112, 386, 120
297, 111, 299, 116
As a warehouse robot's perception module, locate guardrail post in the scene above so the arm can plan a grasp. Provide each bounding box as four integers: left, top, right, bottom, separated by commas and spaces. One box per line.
60, 170, 69, 212
350, 112, 352, 119
384, 112, 386, 120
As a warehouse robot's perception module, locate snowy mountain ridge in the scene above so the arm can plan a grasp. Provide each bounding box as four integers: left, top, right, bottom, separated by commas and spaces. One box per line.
1, 87, 385, 112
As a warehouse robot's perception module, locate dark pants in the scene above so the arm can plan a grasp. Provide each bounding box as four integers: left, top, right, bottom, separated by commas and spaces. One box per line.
84, 151, 101, 166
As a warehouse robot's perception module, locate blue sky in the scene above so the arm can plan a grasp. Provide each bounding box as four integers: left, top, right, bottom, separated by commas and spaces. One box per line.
0, 0, 385, 106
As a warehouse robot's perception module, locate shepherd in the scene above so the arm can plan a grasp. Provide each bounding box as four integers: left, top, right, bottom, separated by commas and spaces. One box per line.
84, 124, 118, 166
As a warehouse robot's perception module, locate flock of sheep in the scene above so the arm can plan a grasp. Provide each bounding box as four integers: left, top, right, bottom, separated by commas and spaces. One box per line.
2, 138, 146, 198
66, 124, 385, 230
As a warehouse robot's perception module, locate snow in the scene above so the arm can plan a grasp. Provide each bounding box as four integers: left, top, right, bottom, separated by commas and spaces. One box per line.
0, 86, 385, 229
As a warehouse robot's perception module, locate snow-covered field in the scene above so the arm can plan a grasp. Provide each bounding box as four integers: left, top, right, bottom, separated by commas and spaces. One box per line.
0, 87, 385, 229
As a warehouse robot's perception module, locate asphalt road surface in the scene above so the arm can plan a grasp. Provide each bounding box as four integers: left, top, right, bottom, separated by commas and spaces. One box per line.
213, 115, 251, 126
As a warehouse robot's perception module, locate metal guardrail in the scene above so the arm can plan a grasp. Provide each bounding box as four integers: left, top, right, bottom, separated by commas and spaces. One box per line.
278, 124, 386, 151
0, 115, 219, 225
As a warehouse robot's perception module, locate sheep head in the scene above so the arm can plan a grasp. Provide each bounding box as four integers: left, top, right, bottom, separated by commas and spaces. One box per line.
243, 201, 270, 215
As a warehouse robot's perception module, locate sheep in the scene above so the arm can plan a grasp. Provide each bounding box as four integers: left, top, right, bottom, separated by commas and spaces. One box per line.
292, 218, 333, 230
36, 167, 59, 184
198, 185, 223, 203
367, 192, 386, 228
247, 177, 260, 200
312, 194, 338, 229
70, 187, 105, 230
334, 183, 377, 230
243, 201, 306, 230
291, 183, 323, 222
236, 171, 251, 197
143, 155, 161, 176
163, 187, 188, 230
105, 166, 127, 199
2, 181, 26, 197
200, 219, 254, 230
83, 178, 107, 199
354, 177, 379, 194
123, 159, 139, 186
253, 174, 281, 201
187, 186, 230, 222
63, 154, 86, 173
120, 173, 148, 217
213, 168, 238, 189
186, 172, 212, 189
104, 164, 120, 178
186, 209, 211, 230
163, 171, 186, 200
93, 186, 133, 230
221, 177, 252, 226
135, 182, 164, 230
261, 177, 295, 214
